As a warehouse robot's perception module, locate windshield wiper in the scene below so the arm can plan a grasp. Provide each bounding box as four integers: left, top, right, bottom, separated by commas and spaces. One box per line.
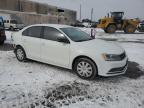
76, 38, 93, 42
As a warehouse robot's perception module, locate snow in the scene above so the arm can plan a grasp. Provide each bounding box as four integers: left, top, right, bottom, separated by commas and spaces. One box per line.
5, 31, 13, 44
120, 43, 144, 66
0, 29, 144, 108
79, 28, 144, 42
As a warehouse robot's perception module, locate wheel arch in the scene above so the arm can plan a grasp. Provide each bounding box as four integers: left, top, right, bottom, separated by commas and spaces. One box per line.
10, 26, 14, 29
15, 45, 26, 54
16, 45, 24, 49
107, 23, 117, 27
72, 55, 98, 71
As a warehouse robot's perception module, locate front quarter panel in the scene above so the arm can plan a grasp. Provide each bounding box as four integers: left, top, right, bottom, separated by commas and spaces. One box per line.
69, 43, 103, 72
69, 41, 127, 77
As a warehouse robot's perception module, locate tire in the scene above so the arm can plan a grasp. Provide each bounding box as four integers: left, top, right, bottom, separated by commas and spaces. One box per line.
0, 40, 4, 45
15, 46, 26, 62
104, 29, 108, 33
124, 25, 136, 34
73, 58, 97, 80
106, 24, 116, 33
9, 26, 14, 31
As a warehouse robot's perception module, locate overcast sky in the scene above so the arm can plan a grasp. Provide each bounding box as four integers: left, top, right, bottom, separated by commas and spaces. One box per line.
31, 0, 144, 21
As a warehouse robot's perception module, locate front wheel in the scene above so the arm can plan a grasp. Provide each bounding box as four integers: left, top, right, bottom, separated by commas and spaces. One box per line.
15, 46, 26, 62
105, 24, 116, 33
73, 58, 97, 80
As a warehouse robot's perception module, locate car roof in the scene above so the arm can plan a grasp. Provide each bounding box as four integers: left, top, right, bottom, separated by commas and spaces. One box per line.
29, 24, 71, 29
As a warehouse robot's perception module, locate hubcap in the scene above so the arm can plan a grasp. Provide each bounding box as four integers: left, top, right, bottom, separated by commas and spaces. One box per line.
17, 49, 24, 60
108, 25, 116, 33
128, 27, 134, 33
77, 61, 93, 77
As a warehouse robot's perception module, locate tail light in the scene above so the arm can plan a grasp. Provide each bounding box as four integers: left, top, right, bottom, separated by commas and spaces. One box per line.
0, 30, 5, 36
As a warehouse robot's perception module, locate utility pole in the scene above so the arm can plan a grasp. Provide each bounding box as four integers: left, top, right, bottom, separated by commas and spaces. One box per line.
80, 4, 82, 21
91, 8, 94, 22
18, 0, 20, 11
18, 0, 22, 11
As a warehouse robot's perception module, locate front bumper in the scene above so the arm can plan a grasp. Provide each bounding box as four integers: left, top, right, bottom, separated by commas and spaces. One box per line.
97, 56, 128, 77
107, 61, 128, 75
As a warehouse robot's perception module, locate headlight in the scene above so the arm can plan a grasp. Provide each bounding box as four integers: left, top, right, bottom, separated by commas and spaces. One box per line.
102, 53, 122, 61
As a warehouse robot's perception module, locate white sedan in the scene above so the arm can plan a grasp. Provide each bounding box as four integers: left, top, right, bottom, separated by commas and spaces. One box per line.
12, 24, 128, 80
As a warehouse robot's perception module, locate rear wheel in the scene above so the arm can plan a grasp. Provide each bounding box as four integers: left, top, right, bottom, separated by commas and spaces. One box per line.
73, 58, 97, 80
15, 46, 26, 62
124, 25, 136, 33
105, 24, 116, 33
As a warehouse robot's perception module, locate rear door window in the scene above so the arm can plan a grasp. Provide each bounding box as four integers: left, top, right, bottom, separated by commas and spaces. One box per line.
22, 26, 42, 38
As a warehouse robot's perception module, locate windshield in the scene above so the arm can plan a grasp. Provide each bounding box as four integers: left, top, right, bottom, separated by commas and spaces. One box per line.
60, 27, 93, 42
112, 13, 123, 18
10, 20, 17, 24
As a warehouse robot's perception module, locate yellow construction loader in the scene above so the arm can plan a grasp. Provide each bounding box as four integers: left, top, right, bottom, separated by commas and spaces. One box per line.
97, 12, 140, 33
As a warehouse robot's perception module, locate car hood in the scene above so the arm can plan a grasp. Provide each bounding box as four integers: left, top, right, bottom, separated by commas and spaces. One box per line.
73, 39, 124, 54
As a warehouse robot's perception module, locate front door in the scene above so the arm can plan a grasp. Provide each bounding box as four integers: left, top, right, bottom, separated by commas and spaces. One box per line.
41, 26, 70, 68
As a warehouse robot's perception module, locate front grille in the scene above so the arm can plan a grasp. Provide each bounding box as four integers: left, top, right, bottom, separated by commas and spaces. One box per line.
108, 60, 128, 74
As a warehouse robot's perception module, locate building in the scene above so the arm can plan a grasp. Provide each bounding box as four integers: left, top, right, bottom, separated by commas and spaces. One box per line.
0, 0, 77, 25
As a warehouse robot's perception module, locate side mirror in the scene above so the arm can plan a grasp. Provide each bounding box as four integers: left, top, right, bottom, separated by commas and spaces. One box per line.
57, 36, 70, 44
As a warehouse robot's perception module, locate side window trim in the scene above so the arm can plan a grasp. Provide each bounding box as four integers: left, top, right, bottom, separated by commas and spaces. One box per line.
38, 26, 44, 39
22, 26, 43, 38
22, 28, 29, 36
40, 26, 45, 39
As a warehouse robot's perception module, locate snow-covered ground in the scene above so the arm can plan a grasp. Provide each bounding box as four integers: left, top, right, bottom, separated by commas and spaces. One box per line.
80, 28, 144, 42
0, 29, 144, 108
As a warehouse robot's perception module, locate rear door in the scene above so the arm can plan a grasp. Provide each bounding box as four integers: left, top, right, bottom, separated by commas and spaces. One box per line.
41, 26, 70, 68
22, 26, 42, 61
